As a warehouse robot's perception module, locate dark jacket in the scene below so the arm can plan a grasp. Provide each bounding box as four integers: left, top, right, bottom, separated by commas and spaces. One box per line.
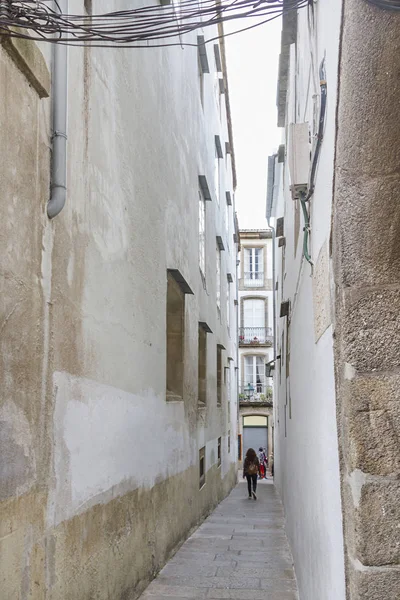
243, 456, 260, 478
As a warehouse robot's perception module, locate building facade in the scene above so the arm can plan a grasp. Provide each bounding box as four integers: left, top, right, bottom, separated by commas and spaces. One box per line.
0, 16, 239, 600
268, 1, 400, 599
237, 230, 273, 467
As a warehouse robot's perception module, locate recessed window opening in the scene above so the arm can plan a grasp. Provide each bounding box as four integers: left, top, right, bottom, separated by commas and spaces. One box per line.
198, 325, 207, 406
217, 437, 222, 467
197, 36, 209, 109
216, 247, 221, 311
199, 446, 206, 488
244, 247, 264, 287
166, 274, 184, 400
244, 355, 265, 397
214, 149, 221, 204
242, 298, 266, 343
226, 284, 230, 330
225, 364, 231, 407
217, 345, 222, 406
199, 189, 206, 278
228, 431, 231, 453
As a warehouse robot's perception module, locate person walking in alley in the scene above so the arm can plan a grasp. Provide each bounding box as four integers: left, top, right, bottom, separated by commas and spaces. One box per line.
258, 446, 267, 479
243, 448, 260, 500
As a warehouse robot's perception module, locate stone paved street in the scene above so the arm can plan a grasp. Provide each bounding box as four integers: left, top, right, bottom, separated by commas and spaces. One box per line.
139, 479, 299, 600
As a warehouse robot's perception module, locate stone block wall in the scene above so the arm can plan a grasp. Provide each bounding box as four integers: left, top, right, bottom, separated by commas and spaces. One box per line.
332, 1, 400, 597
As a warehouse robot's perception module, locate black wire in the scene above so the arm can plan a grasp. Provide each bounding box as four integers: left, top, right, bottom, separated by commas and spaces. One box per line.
0, 0, 309, 47
307, 57, 327, 198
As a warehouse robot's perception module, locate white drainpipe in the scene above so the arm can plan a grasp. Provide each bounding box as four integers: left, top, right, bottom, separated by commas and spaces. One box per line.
47, 0, 68, 219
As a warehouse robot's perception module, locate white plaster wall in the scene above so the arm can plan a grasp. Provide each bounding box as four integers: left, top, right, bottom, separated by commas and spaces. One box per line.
45, 17, 239, 528
272, 2, 346, 599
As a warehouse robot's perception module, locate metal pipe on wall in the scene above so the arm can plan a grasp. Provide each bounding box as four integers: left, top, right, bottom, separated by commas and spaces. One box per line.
47, 0, 68, 219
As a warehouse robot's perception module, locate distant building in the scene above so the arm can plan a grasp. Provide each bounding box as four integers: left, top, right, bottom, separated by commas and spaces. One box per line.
237, 230, 273, 467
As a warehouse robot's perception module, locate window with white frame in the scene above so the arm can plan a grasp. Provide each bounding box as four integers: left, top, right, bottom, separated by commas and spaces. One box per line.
244, 247, 263, 286
244, 355, 265, 394
199, 189, 206, 278
216, 246, 221, 310
242, 299, 265, 343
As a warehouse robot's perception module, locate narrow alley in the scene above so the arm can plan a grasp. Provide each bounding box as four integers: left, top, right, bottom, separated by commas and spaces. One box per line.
139, 480, 298, 600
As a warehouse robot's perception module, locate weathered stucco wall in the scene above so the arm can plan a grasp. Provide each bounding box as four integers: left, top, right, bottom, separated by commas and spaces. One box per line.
1, 18, 238, 600
332, 1, 400, 597
272, 2, 346, 599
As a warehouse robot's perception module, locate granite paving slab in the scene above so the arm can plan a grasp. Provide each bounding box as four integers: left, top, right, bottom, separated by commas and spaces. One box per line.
139, 479, 299, 600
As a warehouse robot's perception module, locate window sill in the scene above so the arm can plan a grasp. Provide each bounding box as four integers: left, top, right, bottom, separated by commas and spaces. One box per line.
166, 393, 183, 402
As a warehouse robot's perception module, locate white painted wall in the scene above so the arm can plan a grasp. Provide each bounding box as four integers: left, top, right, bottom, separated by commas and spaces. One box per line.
271, 3, 346, 599
44, 19, 239, 528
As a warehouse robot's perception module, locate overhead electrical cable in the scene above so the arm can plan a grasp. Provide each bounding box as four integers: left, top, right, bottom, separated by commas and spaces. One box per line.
0, 0, 309, 47
300, 57, 327, 269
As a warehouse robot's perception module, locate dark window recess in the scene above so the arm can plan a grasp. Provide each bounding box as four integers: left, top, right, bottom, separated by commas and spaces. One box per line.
166, 274, 184, 400
199, 446, 206, 488
197, 36, 210, 73
217, 346, 223, 405
276, 217, 284, 238
216, 235, 225, 251
214, 43, 222, 72
278, 144, 285, 163
228, 432, 231, 453
198, 175, 212, 201
215, 135, 223, 159
238, 434, 242, 461
280, 300, 290, 318
218, 437, 222, 467
278, 237, 286, 248
198, 325, 207, 406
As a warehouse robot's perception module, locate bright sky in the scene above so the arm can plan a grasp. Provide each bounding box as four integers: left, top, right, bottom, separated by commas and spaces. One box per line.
225, 16, 282, 229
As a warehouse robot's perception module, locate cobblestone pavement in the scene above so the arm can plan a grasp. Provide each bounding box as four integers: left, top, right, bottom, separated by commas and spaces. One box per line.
139, 478, 299, 600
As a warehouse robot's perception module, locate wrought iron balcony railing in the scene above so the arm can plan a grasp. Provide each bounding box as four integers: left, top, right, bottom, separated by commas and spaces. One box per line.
239, 384, 273, 404
239, 327, 273, 345
243, 271, 264, 287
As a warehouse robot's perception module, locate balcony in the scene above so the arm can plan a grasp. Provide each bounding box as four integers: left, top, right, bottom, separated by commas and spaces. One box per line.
239, 327, 273, 346
243, 271, 264, 288
239, 384, 273, 405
